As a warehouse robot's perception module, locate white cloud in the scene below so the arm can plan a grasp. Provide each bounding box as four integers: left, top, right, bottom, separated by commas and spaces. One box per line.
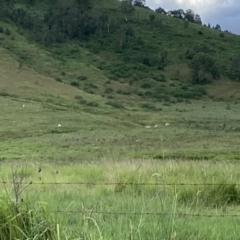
148, 0, 232, 11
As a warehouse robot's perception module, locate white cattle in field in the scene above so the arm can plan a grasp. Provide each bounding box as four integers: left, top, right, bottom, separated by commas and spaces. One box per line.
58, 124, 62, 128
145, 126, 151, 129
165, 123, 170, 126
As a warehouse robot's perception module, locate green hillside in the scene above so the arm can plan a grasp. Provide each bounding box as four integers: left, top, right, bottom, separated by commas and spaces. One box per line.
0, 0, 240, 105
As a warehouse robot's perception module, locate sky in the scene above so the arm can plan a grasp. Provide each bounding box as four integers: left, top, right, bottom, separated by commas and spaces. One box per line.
146, 0, 240, 35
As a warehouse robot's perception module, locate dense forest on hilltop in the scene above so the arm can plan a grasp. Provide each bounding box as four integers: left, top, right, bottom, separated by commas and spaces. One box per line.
0, 0, 240, 103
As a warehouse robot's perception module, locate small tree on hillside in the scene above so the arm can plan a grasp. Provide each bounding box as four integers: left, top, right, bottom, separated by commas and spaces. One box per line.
194, 14, 202, 25
120, 0, 135, 21
5, 27, 10, 35
155, 7, 166, 14
149, 14, 155, 21
115, 27, 127, 52
133, 0, 145, 7
215, 24, 221, 31
185, 9, 195, 22
189, 52, 219, 83
160, 49, 168, 63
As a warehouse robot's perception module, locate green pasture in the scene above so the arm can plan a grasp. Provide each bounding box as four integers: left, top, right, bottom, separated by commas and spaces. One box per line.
0, 95, 240, 239
1, 95, 240, 162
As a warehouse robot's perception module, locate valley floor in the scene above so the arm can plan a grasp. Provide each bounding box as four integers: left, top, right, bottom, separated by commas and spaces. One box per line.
1, 95, 240, 239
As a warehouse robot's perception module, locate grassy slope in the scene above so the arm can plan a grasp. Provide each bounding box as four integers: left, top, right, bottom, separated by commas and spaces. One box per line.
1, 0, 240, 105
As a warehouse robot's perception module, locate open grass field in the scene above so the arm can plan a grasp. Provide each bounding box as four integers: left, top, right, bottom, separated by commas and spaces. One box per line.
1, 89, 240, 239
1, 0, 240, 238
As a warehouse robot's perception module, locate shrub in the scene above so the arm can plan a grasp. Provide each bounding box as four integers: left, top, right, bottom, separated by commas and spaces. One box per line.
104, 87, 114, 93
140, 102, 157, 110
0, 92, 10, 97
78, 75, 87, 81
106, 101, 124, 109
116, 89, 131, 95
74, 95, 84, 100
70, 81, 79, 87
142, 57, 151, 66
144, 91, 153, 97
85, 89, 94, 94
86, 101, 99, 107
78, 98, 87, 104
55, 77, 62, 82
157, 63, 165, 70
85, 83, 98, 89
4, 28, 10, 35
149, 14, 155, 21
172, 86, 206, 99
152, 74, 166, 82
219, 33, 224, 38
141, 83, 151, 89
189, 52, 218, 84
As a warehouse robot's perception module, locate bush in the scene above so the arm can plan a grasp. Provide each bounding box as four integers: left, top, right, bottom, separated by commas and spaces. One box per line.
55, 77, 62, 82
152, 74, 166, 82
70, 81, 79, 87
106, 101, 124, 109
172, 86, 206, 99
74, 95, 84, 100
78, 75, 87, 81
149, 14, 155, 21
4, 28, 10, 35
116, 89, 131, 95
140, 102, 157, 110
142, 58, 148, 66
85, 83, 98, 89
104, 87, 114, 93
189, 52, 217, 84
0, 92, 10, 97
219, 33, 224, 38
86, 101, 99, 107
141, 83, 151, 89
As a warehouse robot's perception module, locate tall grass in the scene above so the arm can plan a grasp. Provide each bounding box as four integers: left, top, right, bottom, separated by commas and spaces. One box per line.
0, 197, 57, 240
0, 167, 57, 239
1, 160, 240, 239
